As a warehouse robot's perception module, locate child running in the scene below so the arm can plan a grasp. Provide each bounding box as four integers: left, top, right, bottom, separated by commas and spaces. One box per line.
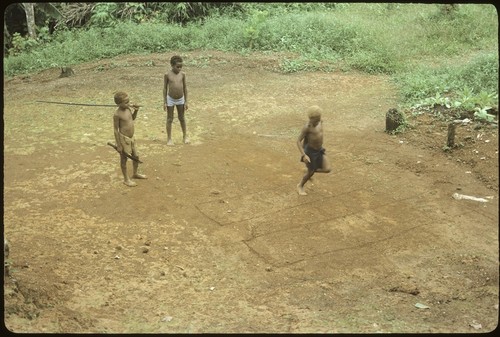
297, 105, 331, 195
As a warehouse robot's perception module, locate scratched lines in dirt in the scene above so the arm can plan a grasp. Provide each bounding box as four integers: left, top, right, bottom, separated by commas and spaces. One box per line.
193, 161, 439, 268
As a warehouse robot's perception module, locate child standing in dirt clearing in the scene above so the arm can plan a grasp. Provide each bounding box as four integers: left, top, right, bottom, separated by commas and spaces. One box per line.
297, 105, 331, 195
113, 91, 147, 187
163, 55, 189, 145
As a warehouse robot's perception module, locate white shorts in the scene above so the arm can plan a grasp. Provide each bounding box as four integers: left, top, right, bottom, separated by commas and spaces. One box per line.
166, 95, 185, 107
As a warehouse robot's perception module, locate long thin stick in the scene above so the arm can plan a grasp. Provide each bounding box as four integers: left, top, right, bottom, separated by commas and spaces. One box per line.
36, 100, 116, 107
107, 142, 143, 163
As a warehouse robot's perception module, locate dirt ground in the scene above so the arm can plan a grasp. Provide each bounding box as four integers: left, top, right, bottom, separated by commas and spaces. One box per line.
3, 50, 499, 333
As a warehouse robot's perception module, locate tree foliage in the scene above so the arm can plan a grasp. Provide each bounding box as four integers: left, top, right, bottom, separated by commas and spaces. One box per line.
3, 2, 243, 53
3, 3, 62, 53
55, 2, 243, 28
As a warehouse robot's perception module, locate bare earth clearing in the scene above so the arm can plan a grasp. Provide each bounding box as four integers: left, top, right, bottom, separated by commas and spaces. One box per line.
3, 51, 498, 333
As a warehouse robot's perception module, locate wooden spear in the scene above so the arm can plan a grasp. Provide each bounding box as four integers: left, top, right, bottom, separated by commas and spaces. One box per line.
36, 100, 117, 107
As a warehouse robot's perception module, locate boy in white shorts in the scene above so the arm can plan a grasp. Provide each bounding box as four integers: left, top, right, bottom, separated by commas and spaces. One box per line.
163, 55, 189, 145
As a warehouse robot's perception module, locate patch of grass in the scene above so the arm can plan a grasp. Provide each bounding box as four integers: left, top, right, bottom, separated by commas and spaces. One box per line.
394, 51, 498, 109
3, 3, 498, 113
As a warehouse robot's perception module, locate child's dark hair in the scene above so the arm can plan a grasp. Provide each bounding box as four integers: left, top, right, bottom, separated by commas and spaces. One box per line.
170, 55, 183, 66
114, 91, 128, 105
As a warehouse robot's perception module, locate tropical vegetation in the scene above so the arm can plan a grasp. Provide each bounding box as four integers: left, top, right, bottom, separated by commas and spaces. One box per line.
3, 3, 498, 116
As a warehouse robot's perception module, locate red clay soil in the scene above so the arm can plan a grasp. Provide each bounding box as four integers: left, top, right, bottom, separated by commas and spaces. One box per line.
3, 50, 498, 333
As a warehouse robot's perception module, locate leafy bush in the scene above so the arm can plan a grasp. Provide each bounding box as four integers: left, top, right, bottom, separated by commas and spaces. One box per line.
8, 33, 40, 56
454, 53, 498, 94
243, 9, 269, 49
395, 50, 498, 110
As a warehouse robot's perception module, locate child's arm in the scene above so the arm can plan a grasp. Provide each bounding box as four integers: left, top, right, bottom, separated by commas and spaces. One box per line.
131, 106, 139, 120
163, 74, 169, 110
183, 73, 188, 110
113, 114, 123, 152
297, 126, 310, 163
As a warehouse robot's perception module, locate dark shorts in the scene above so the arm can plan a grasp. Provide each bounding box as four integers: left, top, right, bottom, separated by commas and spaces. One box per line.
301, 145, 325, 171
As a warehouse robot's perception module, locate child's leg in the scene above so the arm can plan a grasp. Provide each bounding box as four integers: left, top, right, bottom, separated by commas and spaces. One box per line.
131, 145, 146, 179
315, 155, 331, 173
132, 160, 147, 179
166, 107, 174, 145
120, 154, 136, 187
177, 105, 189, 144
297, 168, 314, 195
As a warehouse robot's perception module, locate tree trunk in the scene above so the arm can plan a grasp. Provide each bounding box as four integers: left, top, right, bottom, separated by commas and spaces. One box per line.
4, 21, 11, 55
22, 3, 36, 39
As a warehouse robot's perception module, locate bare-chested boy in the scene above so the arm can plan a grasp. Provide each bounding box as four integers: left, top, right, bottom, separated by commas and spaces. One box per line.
113, 91, 147, 187
163, 55, 189, 145
297, 105, 331, 195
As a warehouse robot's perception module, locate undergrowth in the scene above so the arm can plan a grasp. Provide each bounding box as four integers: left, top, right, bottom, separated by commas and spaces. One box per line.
4, 3, 498, 111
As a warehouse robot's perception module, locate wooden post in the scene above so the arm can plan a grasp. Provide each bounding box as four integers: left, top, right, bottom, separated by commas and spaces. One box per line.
447, 122, 456, 148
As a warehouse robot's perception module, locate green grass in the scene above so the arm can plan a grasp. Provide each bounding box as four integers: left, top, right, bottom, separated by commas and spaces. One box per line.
3, 3, 498, 109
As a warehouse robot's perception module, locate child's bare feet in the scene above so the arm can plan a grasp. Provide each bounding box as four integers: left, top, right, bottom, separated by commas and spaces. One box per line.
124, 180, 137, 187
297, 183, 307, 195
167, 139, 174, 146
132, 173, 147, 179
183, 137, 190, 144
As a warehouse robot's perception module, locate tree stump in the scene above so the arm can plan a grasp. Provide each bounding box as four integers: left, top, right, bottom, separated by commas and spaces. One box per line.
59, 67, 75, 78
385, 108, 404, 132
